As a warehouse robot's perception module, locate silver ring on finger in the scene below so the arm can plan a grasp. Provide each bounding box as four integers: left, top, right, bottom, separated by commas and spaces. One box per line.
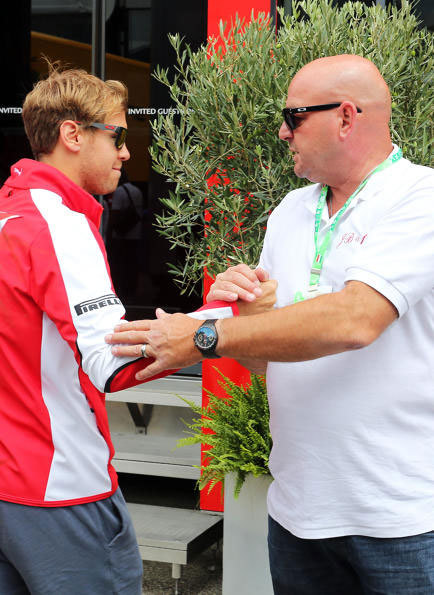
140, 343, 148, 358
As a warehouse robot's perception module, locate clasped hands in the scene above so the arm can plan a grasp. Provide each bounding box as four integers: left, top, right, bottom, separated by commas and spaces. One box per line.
105, 264, 277, 381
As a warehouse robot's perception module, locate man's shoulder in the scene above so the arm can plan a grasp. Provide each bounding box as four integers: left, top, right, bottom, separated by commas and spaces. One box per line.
2, 185, 89, 246
396, 158, 434, 184
364, 156, 433, 207
0, 184, 54, 229
383, 158, 434, 205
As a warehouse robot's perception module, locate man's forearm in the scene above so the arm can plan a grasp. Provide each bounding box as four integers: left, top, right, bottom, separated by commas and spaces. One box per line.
215, 281, 397, 362
236, 359, 268, 375
106, 281, 397, 381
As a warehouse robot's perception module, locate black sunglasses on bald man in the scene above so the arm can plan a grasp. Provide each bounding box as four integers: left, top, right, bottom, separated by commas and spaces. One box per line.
75, 121, 127, 150
282, 103, 362, 131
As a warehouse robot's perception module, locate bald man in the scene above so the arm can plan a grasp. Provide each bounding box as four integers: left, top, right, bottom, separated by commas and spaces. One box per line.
107, 55, 434, 594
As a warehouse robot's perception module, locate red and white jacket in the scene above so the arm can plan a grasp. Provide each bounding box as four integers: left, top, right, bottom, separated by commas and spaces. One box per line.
0, 159, 236, 507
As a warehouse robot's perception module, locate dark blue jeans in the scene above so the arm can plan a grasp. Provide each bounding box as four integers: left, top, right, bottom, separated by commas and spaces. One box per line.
268, 515, 434, 595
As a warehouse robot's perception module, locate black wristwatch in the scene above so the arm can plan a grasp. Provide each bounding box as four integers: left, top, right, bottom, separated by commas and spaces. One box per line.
193, 319, 221, 359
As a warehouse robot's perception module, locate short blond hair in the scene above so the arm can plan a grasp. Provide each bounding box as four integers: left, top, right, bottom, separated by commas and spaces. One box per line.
22, 61, 128, 159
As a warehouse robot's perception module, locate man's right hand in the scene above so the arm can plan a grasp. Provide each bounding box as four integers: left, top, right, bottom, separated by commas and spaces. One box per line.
207, 264, 271, 303
206, 265, 275, 374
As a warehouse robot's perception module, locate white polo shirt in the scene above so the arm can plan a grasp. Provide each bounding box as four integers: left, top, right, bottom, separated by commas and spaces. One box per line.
259, 151, 434, 538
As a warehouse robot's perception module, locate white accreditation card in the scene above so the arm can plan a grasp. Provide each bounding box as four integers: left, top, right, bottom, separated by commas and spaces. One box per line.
293, 285, 333, 303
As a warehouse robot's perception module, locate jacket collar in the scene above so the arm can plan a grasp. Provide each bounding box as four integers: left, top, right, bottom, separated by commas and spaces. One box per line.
5, 159, 103, 228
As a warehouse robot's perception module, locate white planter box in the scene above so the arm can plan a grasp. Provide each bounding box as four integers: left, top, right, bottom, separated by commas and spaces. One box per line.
223, 473, 273, 595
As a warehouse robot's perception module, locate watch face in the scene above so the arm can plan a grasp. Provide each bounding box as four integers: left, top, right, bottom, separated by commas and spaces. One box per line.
196, 326, 217, 350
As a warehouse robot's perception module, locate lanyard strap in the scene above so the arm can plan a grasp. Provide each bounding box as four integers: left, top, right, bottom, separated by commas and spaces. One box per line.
309, 147, 403, 286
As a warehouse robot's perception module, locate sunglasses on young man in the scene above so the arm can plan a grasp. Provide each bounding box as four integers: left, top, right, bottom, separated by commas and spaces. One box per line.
75, 121, 127, 149
282, 103, 362, 131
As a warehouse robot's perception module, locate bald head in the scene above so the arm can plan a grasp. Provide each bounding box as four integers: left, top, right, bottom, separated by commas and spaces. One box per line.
280, 55, 394, 193
290, 54, 391, 125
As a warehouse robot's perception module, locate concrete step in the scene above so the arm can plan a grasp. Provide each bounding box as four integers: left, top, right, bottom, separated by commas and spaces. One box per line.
112, 433, 201, 479
107, 375, 202, 408
127, 502, 223, 588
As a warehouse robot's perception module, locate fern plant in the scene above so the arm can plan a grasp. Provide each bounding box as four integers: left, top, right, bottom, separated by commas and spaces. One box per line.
178, 372, 272, 498
150, 0, 433, 295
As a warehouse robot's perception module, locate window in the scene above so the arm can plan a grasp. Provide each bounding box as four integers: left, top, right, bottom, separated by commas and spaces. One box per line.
1, 1, 207, 349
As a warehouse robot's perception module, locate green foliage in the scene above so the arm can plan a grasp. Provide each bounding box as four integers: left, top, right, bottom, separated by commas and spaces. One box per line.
151, 0, 433, 294
178, 372, 271, 498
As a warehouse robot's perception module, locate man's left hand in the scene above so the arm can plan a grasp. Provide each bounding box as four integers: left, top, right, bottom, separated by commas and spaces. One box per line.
237, 279, 277, 316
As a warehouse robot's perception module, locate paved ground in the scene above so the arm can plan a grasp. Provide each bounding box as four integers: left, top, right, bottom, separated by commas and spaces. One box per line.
118, 474, 223, 595
141, 545, 222, 594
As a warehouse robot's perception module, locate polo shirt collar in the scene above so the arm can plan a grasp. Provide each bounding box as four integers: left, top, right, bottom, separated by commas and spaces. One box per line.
302, 144, 402, 218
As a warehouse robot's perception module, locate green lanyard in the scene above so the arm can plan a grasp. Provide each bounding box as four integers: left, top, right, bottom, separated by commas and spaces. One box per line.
309, 147, 403, 287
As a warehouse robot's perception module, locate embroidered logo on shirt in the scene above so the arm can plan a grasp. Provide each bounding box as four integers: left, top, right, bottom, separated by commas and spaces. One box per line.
74, 294, 121, 316
336, 232, 368, 248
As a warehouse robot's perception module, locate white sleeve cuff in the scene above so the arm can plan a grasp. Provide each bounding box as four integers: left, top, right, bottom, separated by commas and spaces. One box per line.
345, 267, 409, 317
187, 305, 235, 320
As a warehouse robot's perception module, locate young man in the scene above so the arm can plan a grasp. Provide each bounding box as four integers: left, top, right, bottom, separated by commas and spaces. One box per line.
0, 64, 260, 594
0, 63, 146, 595
107, 55, 434, 594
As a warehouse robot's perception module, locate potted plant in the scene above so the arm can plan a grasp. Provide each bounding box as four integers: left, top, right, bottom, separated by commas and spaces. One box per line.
178, 371, 274, 594
178, 372, 271, 497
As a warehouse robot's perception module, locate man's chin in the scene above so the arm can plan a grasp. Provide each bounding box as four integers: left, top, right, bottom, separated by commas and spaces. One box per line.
86, 188, 110, 198
87, 181, 118, 196
292, 163, 306, 180
294, 165, 320, 184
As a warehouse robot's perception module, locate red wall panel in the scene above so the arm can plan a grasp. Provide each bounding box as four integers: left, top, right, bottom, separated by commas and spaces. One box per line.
208, 0, 272, 38
200, 0, 274, 512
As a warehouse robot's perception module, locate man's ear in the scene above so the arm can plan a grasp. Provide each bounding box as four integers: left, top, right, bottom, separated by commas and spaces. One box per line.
58, 120, 83, 154
338, 102, 358, 140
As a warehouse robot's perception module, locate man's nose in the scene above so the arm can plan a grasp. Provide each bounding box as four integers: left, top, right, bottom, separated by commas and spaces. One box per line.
278, 121, 293, 141
119, 143, 130, 161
